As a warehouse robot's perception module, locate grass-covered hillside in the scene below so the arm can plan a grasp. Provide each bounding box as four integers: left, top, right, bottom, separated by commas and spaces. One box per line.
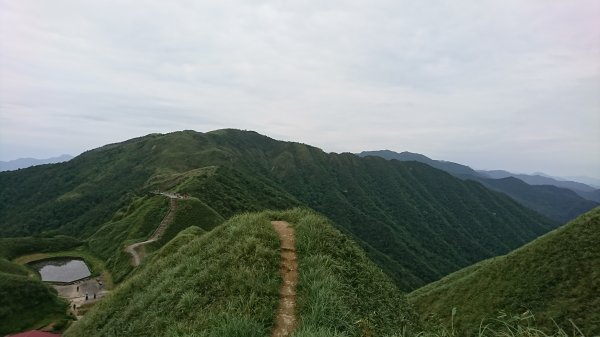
0, 236, 95, 335
86, 167, 296, 282
65, 209, 415, 337
273, 209, 416, 336
0, 129, 555, 289
0, 235, 81, 260
409, 207, 600, 336
86, 195, 170, 282
150, 197, 224, 246
0, 258, 69, 335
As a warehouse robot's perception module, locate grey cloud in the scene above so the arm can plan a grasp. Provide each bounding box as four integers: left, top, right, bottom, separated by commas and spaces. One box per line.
0, 0, 598, 177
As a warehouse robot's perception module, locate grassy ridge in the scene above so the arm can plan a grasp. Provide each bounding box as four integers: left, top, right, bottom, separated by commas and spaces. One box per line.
87, 195, 169, 282
85, 173, 286, 282
409, 207, 600, 336
65, 213, 282, 337
146, 165, 301, 218
153, 197, 224, 246
270, 209, 416, 337
66, 209, 417, 337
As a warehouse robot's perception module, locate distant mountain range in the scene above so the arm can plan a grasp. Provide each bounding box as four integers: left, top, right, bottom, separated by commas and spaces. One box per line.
562, 175, 600, 189
0, 154, 73, 172
358, 150, 600, 222
477, 170, 600, 203
478, 169, 597, 192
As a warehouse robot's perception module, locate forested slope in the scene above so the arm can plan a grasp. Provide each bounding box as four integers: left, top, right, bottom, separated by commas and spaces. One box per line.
359, 150, 597, 223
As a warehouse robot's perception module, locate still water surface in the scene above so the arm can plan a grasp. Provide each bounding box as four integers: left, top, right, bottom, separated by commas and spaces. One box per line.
31, 258, 91, 283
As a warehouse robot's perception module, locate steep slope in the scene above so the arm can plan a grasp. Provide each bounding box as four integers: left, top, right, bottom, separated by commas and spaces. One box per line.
148, 196, 224, 247
65, 214, 280, 337
87, 193, 227, 282
264, 150, 553, 289
361, 149, 598, 223
86, 195, 171, 282
1, 130, 554, 289
279, 209, 416, 336
409, 207, 600, 336
64, 209, 415, 337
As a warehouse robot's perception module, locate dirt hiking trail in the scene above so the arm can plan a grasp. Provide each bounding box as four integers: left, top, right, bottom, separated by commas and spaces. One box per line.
125, 193, 183, 266
271, 221, 298, 337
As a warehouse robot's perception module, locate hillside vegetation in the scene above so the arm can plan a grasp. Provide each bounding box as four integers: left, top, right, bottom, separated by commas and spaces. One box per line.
271, 209, 416, 336
65, 209, 415, 337
65, 213, 280, 337
86, 195, 170, 282
409, 207, 600, 336
0, 129, 555, 289
0, 235, 81, 260
0, 259, 69, 335
0, 236, 83, 334
151, 197, 224, 246
86, 167, 295, 281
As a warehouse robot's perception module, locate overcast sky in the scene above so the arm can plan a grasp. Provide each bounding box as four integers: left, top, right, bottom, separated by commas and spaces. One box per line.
0, 1, 599, 177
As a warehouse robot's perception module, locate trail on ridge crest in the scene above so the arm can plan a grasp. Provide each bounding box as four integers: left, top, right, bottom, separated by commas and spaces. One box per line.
271, 220, 298, 337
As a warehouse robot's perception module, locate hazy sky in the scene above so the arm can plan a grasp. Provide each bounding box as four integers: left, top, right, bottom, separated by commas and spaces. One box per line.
1, 1, 599, 177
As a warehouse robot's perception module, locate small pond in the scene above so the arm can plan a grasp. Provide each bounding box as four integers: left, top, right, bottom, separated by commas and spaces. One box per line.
30, 258, 91, 283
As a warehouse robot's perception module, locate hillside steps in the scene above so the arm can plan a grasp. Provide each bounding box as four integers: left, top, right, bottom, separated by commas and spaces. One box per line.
271, 221, 298, 337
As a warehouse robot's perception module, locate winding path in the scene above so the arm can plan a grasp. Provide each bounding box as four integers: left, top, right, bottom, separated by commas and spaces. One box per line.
125, 193, 182, 266
271, 221, 298, 337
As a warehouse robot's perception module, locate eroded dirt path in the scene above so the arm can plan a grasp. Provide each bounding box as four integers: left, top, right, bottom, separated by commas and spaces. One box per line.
271, 221, 298, 337
125, 195, 179, 266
